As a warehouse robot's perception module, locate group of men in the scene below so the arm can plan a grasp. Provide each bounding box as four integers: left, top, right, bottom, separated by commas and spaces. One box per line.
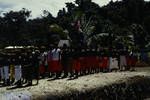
0, 49, 40, 87
0, 45, 138, 87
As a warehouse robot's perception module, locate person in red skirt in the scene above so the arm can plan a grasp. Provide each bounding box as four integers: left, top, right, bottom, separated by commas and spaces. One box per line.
89, 48, 94, 73
84, 48, 91, 74
86, 48, 91, 74
119, 49, 127, 71
95, 48, 100, 73
61, 45, 69, 78
126, 50, 132, 70
99, 48, 104, 72
68, 47, 74, 78
72, 48, 81, 78
39, 51, 47, 78
130, 50, 137, 71
47, 46, 53, 77
88, 48, 94, 74
102, 49, 109, 72
92, 48, 99, 73
80, 48, 86, 75
51, 46, 62, 79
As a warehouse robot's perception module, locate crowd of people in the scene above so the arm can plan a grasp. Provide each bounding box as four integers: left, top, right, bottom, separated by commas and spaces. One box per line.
0, 45, 138, 88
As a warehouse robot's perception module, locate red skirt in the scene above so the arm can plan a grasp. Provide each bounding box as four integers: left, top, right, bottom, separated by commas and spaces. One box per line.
79, 57, 86, 70
39, 64, 45, 74
73, 59, 81, 72
91, 56, 98, 68
48, 61, 52, 72
101, 57, 108, 68
50, 60, 62, 72
95, 56, 100, 69
126, 56, 137, 66
99, 57, 103, 68
85, 57, 90, 69
88, 56, 93, 68
126, 56, 132, 66
131, 58, 137, 66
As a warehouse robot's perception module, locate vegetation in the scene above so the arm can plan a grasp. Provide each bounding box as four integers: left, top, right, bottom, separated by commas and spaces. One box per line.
0, 0, 150, 50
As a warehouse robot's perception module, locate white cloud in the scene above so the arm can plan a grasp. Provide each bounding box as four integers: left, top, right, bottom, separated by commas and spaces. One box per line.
0, 0, 74, 18
0, 0, 149, 18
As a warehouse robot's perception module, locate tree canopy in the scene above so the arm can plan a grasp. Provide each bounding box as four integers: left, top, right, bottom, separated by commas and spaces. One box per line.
0, 0, 150, 50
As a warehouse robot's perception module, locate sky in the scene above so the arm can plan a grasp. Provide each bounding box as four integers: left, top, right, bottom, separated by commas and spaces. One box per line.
0, 0, 149, 18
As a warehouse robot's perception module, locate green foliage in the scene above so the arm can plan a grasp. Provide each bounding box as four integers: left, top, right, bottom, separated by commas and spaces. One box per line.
0, 0, 150, 49
49, 24, 68, 39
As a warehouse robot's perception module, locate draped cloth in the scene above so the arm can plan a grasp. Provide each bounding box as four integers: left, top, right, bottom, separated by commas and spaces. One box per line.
109, 57, 119, 70
3, 66, 9, 80
15, 65, 22, 81
0, 67, 4, 79
120, 56, 127, 66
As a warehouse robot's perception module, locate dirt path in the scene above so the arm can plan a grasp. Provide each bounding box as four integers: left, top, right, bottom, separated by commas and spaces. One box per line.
0, 67, 150, 100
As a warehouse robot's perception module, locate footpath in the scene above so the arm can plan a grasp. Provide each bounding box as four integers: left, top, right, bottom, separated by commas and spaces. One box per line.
0, 67, 150, 100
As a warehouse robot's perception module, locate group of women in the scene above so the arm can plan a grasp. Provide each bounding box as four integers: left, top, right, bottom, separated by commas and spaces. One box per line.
39, 46, 138, 79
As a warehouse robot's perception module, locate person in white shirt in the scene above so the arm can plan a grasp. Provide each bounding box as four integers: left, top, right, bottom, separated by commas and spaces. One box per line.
51, 46, 62, 79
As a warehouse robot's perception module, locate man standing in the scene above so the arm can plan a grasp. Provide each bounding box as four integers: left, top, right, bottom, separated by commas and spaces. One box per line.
44, 51, 48, 74
14, 52, 22, 87
3, 53, 10, 86
25, 51, 33, 86
31, 50, 40, 85
0, 53, 4, 85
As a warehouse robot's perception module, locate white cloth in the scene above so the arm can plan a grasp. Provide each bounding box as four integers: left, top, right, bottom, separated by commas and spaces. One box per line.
120, 55, 127, 70
120, 56, 127, 66
48, 51, 52, 61
43, 52, 48, 66
3, 66, 9, 80
15, 65, 22, 81
1, 91, 32, 100
0, 67, 4, 79
109, 57, 119, 70
58, 40, 70, 47
51, 48, 61, 61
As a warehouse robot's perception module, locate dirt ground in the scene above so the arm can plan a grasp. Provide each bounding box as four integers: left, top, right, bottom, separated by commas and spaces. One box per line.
0, 67, 150, 100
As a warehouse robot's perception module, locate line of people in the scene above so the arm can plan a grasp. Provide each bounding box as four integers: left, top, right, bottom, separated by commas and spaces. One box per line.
40, 46, 137, 79
0, 46, 138, 87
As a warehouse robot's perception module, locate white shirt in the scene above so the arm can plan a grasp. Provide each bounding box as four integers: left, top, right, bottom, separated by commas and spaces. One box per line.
51, 48, 61, 61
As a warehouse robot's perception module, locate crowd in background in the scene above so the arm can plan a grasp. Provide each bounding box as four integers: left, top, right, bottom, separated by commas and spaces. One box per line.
0, 45, 142, 88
